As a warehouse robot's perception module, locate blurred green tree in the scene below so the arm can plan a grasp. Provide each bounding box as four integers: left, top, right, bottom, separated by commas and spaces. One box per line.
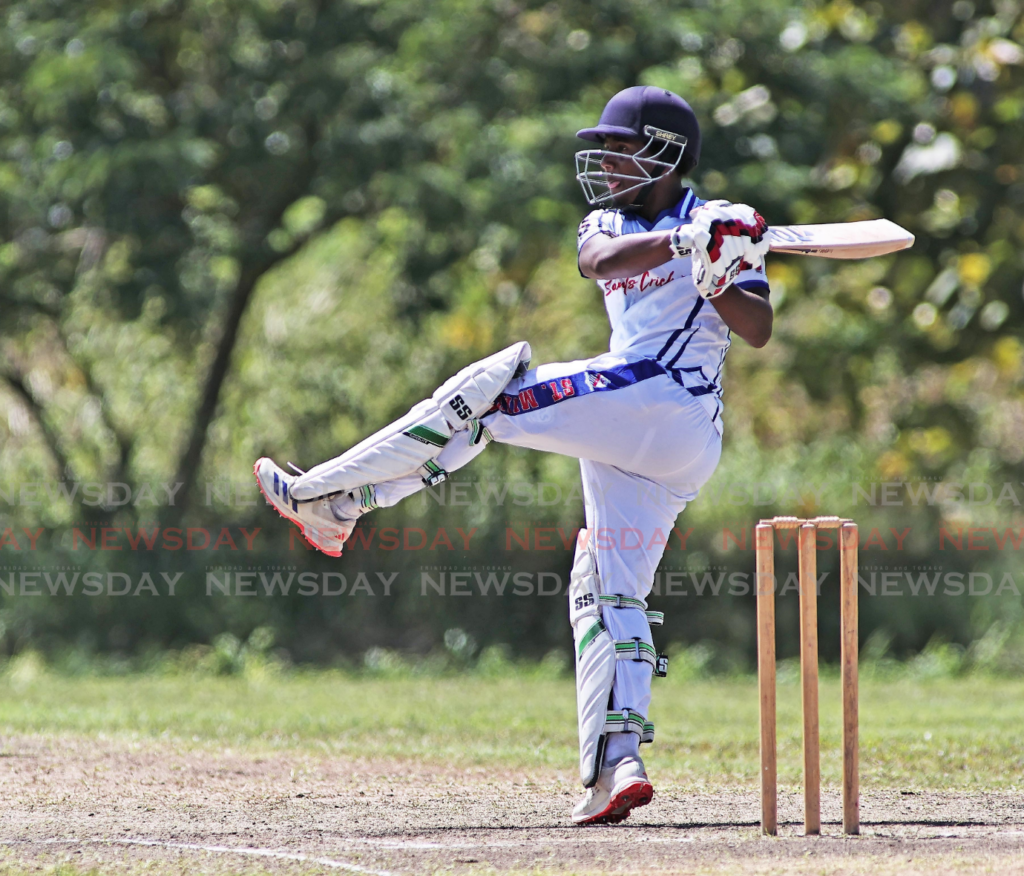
1, 0, 1023, 660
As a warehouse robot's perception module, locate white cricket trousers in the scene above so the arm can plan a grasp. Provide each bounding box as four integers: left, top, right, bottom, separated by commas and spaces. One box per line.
374, 351, 722, 727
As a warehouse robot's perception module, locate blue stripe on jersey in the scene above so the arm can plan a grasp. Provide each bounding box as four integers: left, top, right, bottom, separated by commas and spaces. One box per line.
677, 189, 696, 220
655, 328, 684, 361
495, 359, 712, 416
665, 329, 697, 369
683, 296, 705, 329
673, 363, 717, 395
710, 327, 731, 399
656, 296, 706, 365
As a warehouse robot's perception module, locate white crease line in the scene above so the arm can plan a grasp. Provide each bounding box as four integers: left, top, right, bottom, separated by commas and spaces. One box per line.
338, 835, 696, 850
347, 837, 571, 850
340, 838, 446, 850
0, 838, 392, 875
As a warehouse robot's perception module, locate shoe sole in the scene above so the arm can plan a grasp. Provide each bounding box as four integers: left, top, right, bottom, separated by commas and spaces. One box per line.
574, 780, 654, 826
254, 459, 344, 558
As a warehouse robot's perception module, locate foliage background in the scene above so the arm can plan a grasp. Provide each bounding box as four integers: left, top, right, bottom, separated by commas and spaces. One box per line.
3, 0, 1024, 669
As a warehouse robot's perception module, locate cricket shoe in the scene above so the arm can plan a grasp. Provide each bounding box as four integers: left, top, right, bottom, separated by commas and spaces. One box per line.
571, 755, 654, 825
254, 457, 364, 557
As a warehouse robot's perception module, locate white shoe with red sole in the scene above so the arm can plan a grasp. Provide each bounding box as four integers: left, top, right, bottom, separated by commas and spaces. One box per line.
572, 755, 654, 825
254, 457, 354, 557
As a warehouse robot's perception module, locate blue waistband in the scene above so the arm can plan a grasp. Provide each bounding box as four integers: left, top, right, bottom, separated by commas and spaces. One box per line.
496, 358, 715, 416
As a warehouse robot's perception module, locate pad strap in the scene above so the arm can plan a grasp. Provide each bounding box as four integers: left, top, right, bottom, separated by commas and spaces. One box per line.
356, 485, 378, 512
598, 593, 647, 611
468, 418, 493, 446
420, 460, 448, 486
604, 708, 646, 735
614, 638, 658, 668
603, 708, 654, 743
597, 595, 664, 626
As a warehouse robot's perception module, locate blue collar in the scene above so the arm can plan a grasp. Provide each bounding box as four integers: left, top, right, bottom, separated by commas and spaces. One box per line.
624, 189, 697, 230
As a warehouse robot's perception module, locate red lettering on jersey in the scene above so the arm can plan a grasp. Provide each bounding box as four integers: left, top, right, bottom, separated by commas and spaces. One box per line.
549, 381, 564, 402
639, 270, 675, 292
518, 389, 540, 411
604, 277, 637, 296
560, 378, 575, 397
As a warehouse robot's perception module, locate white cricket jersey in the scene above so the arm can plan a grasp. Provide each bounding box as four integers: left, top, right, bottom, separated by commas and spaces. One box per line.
576, 188, 770, 433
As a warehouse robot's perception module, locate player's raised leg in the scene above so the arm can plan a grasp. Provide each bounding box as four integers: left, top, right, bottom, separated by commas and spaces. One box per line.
342, 349, 723, 516
255, 342, 530, 554
258, 347, 718, 554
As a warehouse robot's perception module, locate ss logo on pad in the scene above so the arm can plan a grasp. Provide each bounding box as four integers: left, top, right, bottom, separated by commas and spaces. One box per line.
574, 593, 595, 611
449, 395, 472, 420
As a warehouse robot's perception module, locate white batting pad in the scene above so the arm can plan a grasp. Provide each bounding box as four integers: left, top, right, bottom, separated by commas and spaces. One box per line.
433, 341, 532, 428
570, 544, 617, 787
290, 342, 530, 501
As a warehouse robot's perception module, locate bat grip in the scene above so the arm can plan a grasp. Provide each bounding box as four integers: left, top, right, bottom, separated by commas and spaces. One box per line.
669, 226, 695, 259
669, 225, 717, 295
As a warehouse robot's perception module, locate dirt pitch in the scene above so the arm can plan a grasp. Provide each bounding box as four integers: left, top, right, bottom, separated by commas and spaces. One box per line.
2, 735, 1024, 876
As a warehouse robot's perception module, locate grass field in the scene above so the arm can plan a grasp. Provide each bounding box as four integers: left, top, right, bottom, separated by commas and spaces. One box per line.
2, 666, 1024, 874
3, 669, 1023, 789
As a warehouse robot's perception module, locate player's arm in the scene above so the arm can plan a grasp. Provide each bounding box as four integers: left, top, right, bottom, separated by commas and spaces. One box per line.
708, 284, 773, 348
578, 230, 673, 280
681, 200, 773, 347
579, 223, 773, 346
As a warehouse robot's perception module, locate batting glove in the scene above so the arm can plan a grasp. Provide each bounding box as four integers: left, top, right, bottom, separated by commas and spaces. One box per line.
670, 200, 769, 299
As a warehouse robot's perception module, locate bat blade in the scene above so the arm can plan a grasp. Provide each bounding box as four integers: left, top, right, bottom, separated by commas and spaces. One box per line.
767, 219, 914, 258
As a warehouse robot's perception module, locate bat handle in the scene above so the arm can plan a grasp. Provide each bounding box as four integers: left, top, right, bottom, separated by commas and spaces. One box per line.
669, 226, 695, 259
670, 225, 714, 294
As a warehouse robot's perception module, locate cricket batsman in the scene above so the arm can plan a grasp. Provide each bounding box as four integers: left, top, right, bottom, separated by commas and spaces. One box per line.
255, 86, 773, 824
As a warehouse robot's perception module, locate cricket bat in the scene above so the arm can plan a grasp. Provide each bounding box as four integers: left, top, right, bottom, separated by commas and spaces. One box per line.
765, 219, 914, 258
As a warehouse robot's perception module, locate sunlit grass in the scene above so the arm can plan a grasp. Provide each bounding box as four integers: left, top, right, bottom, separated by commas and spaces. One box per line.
0, 669, 1021, 791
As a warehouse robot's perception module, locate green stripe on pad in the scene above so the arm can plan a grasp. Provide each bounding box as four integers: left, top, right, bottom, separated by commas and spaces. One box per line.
404, 425, 449, 447
577, 620, 605, 658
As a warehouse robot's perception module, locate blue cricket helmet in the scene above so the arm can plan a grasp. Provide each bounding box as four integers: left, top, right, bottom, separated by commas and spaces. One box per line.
577, 86, 701, 173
